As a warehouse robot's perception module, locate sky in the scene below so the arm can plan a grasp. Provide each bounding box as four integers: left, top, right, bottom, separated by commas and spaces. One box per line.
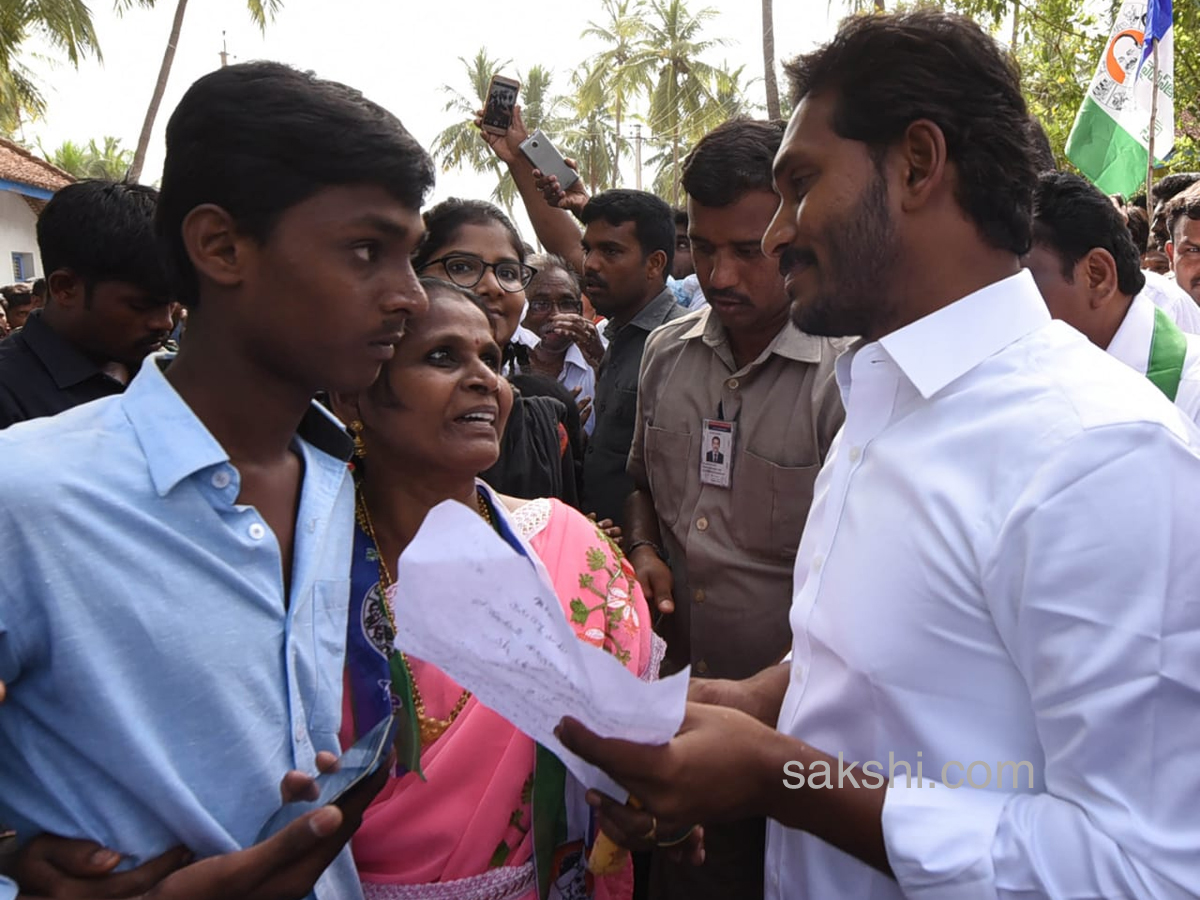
17, 0, 839, 233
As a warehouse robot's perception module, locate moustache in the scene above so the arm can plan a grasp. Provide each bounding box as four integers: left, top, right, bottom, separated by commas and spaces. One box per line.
779, 247, 816, 277
707, 289, 754, 306
584, 275, 608, 291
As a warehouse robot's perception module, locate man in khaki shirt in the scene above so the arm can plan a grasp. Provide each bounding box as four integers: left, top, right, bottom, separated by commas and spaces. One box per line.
625, 118, 845, 900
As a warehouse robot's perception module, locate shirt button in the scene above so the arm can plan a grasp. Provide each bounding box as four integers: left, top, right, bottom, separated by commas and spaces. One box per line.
848, 446, 862, 463
211, 470, 231, 489
248, 522, 266, 541
812, 553, 824, 573
696, 660, 709, 675
696, 516, 709, 532
726, 378, 739, 390
294, 724, 306, 743
695, 589, 705, 603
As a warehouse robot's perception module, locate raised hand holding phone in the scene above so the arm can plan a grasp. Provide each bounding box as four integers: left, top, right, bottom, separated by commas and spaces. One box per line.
480, 74, 520, 135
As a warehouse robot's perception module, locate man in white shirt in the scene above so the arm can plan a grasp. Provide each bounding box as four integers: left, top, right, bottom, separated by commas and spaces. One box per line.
513, 253, 598, 435
1026, 170, 1200, 425
556, 10, 1200, 900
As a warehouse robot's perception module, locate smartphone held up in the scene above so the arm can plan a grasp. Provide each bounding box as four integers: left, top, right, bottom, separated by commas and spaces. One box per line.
481, 74, 520, 135
519, 130, 581, 190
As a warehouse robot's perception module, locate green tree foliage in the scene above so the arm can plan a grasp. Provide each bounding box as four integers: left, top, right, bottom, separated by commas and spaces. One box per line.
41, 135, 133, 180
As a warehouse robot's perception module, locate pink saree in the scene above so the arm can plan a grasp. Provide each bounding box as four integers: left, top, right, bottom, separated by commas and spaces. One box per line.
341, 494, 659, 900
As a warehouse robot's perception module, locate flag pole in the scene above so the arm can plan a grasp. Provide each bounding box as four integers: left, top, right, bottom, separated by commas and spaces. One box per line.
1145, 43, 1160, 226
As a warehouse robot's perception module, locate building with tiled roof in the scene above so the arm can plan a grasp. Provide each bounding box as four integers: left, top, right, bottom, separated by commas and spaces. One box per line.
0, 137, 74, 283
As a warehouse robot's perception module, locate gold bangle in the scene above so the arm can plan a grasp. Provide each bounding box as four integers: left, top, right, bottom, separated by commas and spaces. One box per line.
655, 824, 699, 848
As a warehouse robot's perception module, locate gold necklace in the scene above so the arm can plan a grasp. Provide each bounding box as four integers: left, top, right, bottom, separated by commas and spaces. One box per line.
355, 486, 490, 747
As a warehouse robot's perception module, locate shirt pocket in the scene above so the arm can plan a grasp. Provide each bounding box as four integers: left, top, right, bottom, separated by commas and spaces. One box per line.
731, 450, 819, 561
309, 578, 351, 735
644, 426, 694, 530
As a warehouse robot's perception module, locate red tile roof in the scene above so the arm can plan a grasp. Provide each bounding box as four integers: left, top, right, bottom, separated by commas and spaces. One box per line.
0, 136, 73, 192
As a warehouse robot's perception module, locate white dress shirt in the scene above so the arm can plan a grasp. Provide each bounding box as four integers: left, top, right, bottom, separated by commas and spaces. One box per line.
767, 270, 1200, 900
1142, 268, 1200, 333
1107, 289, 1200, 425
511, 326, 597, 435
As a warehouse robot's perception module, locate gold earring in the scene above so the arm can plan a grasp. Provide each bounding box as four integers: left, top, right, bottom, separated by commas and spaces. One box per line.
350, 420, 366, 458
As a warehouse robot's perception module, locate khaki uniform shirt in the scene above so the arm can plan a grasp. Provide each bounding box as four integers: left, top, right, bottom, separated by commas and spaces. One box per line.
628, 307, 846, 680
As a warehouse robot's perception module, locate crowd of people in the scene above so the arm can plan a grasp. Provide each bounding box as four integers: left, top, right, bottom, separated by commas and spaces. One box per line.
0, 7, 1199, 900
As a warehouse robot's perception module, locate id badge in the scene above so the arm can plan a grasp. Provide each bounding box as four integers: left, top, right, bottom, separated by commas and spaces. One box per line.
700, 419, 735, 488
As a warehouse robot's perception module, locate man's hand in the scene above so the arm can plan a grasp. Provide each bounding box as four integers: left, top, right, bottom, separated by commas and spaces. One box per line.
547, 314, 605, 370
13, 841, 190, 899
586, 513, 623, 548
556, 702, 781, 828
574, 388, 593, 428
533, 160, 590, 218
687, 664, 791, 727
14, 752, 385, 900
629, 545, 674, 615
473, 105, 531, 166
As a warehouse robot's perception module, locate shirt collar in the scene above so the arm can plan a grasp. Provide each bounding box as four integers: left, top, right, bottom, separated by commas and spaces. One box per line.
125, 354, 354, 497
19, 310, 110, 389
605, 287, 677, 340
876, 269, 1049, 399
678, 307, 824, 365
1105, 291, 1154, 376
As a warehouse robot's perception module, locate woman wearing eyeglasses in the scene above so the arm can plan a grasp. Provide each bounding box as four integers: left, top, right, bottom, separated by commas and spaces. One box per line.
414, 199, 583, 507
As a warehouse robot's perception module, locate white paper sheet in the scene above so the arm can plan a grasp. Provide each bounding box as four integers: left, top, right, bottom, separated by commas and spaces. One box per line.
391, 500, 690, 799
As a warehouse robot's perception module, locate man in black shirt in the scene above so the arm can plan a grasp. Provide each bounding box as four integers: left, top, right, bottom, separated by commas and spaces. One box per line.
579, 189, 685, 528
0, 180, 174, 428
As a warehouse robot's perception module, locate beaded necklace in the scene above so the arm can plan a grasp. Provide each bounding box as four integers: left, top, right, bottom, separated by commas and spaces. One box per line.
354, 486, 493, 748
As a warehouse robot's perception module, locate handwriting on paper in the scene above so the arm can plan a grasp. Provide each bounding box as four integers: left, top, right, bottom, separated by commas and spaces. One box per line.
391, 500, 689, 799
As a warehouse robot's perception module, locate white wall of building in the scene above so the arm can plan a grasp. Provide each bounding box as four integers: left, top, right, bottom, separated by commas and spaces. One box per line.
0, 190, 41, 282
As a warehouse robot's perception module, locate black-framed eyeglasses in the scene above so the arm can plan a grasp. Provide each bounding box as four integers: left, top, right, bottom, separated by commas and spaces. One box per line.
420, 254, 537, 293
528, 298, 584, 315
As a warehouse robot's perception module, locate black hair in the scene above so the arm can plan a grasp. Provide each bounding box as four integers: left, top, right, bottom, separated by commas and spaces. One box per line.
580, 188, 675, 275
682, 117, 786, 207
157, 61, 434, 307
412, 198, 526, 270
1165, 185, 1200, 245
784, 9, 1036, 255
0, 288, 32, 310
1152, 173, 1200, 206
673, 207, 689, 227
30, 278, 46, 298
1032, 171, 1145, 297
37, 180, 168, 301
1124, 205, 1150, 253
526, 252, 582, 295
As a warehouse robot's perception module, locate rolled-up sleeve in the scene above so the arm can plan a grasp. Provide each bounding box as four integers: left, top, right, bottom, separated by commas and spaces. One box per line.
883, 422, 1200, 899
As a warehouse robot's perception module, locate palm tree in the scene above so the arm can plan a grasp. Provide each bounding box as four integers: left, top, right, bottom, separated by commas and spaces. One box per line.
581, 0, 651, 188
123, 0, 283, 181
762, 0, 780, 119
637, 0, 727, 205
429, 50, 562, 212
41, 136, 134, 180
558, 63, 618, 194
0, 0, 126, 134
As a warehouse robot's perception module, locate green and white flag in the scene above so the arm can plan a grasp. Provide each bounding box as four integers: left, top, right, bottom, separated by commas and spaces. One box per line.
1065, 0, 1175, 197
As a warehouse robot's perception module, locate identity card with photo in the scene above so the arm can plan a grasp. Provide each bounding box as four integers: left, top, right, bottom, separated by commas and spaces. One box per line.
700, 418, 735, 488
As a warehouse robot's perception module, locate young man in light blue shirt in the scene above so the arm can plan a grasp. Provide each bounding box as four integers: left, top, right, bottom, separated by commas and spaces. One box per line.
0, 62, 434, 899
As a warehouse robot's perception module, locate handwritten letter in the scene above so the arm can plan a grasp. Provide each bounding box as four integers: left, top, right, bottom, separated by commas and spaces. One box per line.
391, 500, 689, 798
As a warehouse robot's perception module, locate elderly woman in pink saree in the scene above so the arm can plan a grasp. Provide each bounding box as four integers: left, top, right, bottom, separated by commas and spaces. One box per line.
332, 278, 661, 900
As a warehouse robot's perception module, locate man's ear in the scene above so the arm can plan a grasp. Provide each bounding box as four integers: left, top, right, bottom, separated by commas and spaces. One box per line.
1166, 240, 1176, 268
46, 269, 85, 310
895, 119, 948, 214
646, 249, 668, 283
180, 204, 252, 294
1081, 247, 1119, 308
